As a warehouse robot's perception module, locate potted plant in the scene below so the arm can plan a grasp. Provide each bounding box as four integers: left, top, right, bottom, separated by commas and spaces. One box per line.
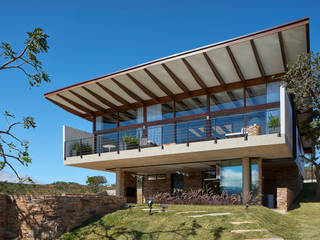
122, 135, 139, 150
71, 142, 92, 156
268, 114, 280, 134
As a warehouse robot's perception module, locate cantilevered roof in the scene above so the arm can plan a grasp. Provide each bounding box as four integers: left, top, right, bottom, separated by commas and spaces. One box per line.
44, 17, 310, 121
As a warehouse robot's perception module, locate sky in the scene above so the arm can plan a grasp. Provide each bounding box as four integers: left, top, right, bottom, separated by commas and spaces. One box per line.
0, 0, 319, 185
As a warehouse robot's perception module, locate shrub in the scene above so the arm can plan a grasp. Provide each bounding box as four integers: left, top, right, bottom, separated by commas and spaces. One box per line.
152, 189, 257, 205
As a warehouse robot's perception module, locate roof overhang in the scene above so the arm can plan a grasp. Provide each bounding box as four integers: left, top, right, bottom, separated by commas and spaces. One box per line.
44, 17, 310, 121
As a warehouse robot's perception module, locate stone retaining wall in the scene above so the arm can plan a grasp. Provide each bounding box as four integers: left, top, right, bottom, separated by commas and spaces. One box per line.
0, 194, 125, 240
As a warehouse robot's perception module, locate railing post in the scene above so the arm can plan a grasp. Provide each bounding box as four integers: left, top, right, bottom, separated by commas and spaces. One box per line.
98, 135, 101, 156
161, 126, 164, 149
214, 117, 217, 144
244, 113, 248, 141
117, 130, 120, 154
187, 123, 189, 147
138, 130, 141, 152
80, 138, 83, 158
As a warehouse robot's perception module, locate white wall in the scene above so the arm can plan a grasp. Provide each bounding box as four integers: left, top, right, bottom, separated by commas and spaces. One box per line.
63, 125, 94, 160
280, 87, 293, 152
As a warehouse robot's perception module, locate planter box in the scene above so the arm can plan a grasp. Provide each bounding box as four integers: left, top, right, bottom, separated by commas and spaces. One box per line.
269, 126, 280, 134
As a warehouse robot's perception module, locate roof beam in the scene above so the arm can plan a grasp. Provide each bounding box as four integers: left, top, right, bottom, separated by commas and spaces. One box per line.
182, 58, 208, 90
250, 40, 266, 82
96, 82, 131, 106
127, 73, 160, 103
57, 93, 94, 114
69, 90, 106, 112
111, 78, 144, 104
226, 46, 245, 83
161, 64, 191, 95
144, 69, 174, 98
278, 32, 288, 72
203, 52, 226, 87
82, 86, 118, 110
47, 97, 88, 119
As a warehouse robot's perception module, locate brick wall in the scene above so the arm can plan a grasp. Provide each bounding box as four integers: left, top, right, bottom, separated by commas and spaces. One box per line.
0, 194, 125, 240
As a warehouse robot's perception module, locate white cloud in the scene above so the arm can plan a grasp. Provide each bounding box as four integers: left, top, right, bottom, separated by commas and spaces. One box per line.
220, 168, 242, 188
0, 171, 19, 183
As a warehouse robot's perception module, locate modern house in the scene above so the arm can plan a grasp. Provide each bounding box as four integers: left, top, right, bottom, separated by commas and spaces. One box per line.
45, 18, 310, 210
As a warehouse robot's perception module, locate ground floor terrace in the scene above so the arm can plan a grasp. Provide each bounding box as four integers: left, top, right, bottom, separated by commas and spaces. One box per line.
116, 158, 303, 210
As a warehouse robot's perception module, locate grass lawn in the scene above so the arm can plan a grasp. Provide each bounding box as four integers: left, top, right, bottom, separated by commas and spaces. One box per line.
60, 183, 320, 240
60, 204, 299, 240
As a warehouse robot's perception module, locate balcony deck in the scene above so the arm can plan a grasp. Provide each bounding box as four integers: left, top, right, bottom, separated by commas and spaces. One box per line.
64, 133, 292, 172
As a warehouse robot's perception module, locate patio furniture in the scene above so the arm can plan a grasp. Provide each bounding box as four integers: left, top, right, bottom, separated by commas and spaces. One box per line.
225, 128, 248, 138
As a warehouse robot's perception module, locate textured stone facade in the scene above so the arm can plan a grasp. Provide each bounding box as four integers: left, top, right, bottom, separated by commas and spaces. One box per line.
142, 174, 171, 203
0, 194, 125, 240
262, 162, 303, 210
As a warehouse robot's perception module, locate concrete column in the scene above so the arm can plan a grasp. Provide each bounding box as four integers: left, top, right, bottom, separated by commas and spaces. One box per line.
116, 168, 124, 198
242, 157, 250, 203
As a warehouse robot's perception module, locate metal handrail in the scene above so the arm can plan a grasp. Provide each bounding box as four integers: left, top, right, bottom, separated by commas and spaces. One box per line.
64, 108, 280, 158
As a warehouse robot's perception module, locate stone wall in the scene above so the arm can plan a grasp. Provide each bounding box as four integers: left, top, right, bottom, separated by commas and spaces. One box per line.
262, 162, 303, 210
0, 194, 125, 240
142, 171, 203, 202
142, 174, 171, 203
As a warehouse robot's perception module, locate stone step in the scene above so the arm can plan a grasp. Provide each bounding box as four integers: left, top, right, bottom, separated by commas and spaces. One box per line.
231, 221, 253, 225
245, 238, 284, 240
231, 229, 266, 233
188, 213, 232, 218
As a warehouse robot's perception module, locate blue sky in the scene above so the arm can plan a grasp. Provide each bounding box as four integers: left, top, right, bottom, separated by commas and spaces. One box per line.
0, 1, 319, 185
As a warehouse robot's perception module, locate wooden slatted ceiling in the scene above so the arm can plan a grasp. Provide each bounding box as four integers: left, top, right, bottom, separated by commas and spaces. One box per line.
44, 18, 309, 120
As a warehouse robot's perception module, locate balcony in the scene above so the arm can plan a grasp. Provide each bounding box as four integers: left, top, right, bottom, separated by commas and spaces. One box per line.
63, 108, 293, 168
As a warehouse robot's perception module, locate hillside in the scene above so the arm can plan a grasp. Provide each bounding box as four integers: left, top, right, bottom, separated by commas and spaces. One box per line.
0, 181, 114, 195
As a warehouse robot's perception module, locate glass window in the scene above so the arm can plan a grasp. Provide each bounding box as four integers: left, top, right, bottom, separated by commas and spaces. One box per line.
147, 102, 174, 122
119, 128, 142, 150
220, 159, 242, 195
250, 158, 259, 198
98, 132, 118, 153
266, 108, 280, 134
176, 119, 207, 144
212, 113, 245, 139
147, 175, 156, 181
211, 88, 244, 111
119, 108, 143, 127
246, 84, 266, 106
96, 114, 117, 131
176, 95, 207, 117
171, 173, 184, 192
267, 82, 280, 103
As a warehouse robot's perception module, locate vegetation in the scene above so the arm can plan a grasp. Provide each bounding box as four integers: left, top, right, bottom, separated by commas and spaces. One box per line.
86, 176, 107, 193
72, 143, 93, 155
267, 114, 280, 128
153, 189, 257, 205
59, 183, 320, 240
280, 51, 320, 198
0, 28, 50, 182
122, 135, 139, 145
0, 181, 113, 195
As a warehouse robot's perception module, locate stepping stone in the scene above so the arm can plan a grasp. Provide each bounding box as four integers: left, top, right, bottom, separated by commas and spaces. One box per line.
231, 221, 253, 225
231, 229, 266, 234
245, 238, 284, 240
189, 213, 232, 218
177, 211, 207, 214
141, 208, 161, 211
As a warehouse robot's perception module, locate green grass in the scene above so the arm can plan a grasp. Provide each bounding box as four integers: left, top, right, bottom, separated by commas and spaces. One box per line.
287, 183, 320, 239
60, 183, 320, 240
0, 181, 114, 195
60, 204, 299, 240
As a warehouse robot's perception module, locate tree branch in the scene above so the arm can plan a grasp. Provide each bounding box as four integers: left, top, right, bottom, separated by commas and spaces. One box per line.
0, 44, 28, 70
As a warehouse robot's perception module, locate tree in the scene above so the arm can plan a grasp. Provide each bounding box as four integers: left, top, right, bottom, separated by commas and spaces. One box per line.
86, 176, 107, 193
0, 28, 50, 182
280, 51, 320, 198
